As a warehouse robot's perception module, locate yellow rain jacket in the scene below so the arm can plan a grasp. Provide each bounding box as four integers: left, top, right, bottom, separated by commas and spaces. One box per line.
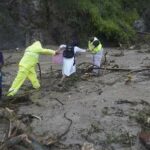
19, 41, 56, 69
7, 41, 56, 96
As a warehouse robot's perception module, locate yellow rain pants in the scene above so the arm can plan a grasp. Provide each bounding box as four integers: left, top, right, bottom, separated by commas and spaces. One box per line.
7, 66, 40, 96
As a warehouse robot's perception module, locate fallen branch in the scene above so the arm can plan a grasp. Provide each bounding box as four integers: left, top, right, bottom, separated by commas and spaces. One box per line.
58, 112, 73, 140
0, 134, 30, 150
94, 67, 135, 71
115, 99, 138, 106
5, 55, 12, 62
103, 51, 108, 65
46, 112, 72, 146
52, 97, 64, 105
0, 108, 49, 150
31, 115, 42, 121
46, 113, 73, 149
78, 62, 150, 73
92, 66, 150, 74
8, 120, 12, 138
37, 63, 42, 80
4, 61, 17, 67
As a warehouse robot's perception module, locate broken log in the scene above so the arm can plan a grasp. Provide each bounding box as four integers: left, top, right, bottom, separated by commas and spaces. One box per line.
92, 67, 150, 72
0, 108, 49, 150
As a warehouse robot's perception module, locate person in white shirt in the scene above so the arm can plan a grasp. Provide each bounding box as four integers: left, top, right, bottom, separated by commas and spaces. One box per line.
58, 42, 86, 85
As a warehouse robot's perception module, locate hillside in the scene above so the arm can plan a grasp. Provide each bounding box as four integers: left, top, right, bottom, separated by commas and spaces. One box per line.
0, 0, 149, 49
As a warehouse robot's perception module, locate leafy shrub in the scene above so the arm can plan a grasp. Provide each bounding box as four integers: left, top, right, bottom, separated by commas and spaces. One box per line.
54, 0, 143, 44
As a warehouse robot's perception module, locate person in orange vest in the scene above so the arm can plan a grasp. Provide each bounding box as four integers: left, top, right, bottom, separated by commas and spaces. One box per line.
7, 41, 59, 96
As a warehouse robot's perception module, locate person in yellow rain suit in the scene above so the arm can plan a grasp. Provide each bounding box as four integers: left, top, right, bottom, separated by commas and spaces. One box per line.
7, 41, 58, 96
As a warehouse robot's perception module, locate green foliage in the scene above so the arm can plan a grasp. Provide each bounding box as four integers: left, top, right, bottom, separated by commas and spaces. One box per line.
0, 0, 148, 46
54, 0, 145, 43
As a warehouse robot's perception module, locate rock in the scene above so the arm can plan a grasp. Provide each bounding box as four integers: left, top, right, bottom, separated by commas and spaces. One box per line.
81, 142, 95, 150
129, 45, 136, 50
139, 131, 150, 150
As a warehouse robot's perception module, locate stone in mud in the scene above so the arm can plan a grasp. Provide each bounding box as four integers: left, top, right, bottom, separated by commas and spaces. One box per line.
81, 142, 95, 150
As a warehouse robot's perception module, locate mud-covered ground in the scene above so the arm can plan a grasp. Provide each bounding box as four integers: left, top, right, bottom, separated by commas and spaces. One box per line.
1, 45, 150, 150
